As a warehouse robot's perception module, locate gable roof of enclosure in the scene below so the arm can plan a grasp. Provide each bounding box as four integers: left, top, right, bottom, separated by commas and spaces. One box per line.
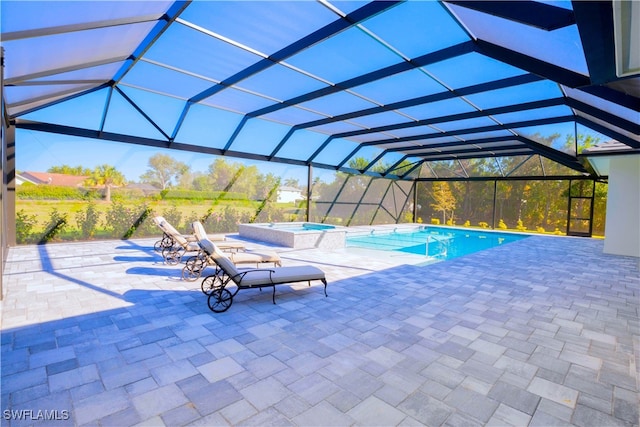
2, 0, 639, 181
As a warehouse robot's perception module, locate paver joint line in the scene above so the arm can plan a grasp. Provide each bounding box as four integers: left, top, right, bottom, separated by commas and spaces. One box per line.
1, 236, 638, 427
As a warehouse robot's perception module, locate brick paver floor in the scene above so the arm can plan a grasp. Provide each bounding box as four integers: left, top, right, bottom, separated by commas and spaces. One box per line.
1, 233, 638, 426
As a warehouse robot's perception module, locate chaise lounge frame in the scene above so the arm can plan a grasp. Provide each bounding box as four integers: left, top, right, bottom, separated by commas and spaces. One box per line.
194, 229, 327, 313
152, 216, 244, 265
182, 222, 282, 282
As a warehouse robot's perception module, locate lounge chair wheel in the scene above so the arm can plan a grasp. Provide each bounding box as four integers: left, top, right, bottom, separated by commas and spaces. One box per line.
182, 259, 204, 282
201, 273, 225, 294
182, 256, 206, 281
208, 288, 233, 313
155, 235, 173, 252
163, 246, 184, 265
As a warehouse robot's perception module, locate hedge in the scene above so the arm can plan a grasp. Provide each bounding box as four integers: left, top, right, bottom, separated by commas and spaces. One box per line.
17, 185, 248, 201
16, 185, 94, 200
161, 189, 247, 201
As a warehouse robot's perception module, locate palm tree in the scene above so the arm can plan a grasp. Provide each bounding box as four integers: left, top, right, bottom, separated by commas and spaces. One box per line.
85, 164, 126, 202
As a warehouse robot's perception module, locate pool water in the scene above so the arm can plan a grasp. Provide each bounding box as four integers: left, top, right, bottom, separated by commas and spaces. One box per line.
267, 223, 336, 232
346, 227, 528, 261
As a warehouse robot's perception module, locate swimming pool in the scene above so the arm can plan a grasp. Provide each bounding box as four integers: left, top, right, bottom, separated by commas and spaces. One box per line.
346, 227, 528, 261
261, 223, 336, 232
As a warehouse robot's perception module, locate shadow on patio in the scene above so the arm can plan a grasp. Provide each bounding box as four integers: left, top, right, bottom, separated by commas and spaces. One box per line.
1, 236, 638, 426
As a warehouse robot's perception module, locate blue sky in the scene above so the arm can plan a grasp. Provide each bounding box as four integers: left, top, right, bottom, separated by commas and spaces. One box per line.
16, 83, 341, 185
9, 0, 610, 186
16, 128, 335, 185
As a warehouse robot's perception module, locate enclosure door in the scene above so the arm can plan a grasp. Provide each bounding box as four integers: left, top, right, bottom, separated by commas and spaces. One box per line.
567, 180, 595, 237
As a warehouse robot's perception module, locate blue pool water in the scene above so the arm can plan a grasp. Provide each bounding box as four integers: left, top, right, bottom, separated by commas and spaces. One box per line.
266, 223, 336, 232
346, 227, 528, 261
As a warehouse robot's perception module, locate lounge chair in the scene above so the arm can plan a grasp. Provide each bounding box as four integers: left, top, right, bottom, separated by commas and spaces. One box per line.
194, 227, 327, 313
152, 216, 245, 264
183, 221, 282, 282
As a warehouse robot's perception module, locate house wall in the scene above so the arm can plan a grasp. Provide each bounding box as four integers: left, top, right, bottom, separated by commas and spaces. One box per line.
604, 156, 640, 258
278, 190, 302, 204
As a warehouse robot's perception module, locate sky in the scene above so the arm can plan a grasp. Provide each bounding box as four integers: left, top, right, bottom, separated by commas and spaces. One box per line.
16, 128, 337, 185
8, 0, 613, 187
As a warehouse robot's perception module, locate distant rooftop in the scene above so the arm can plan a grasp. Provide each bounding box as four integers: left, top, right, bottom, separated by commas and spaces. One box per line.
19, 171, 88, 187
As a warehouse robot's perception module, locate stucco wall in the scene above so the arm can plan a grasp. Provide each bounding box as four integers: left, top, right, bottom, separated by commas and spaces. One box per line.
603, 156, 640, 258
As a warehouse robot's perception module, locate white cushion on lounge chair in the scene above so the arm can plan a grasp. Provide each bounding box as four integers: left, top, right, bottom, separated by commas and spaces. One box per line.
155, 216, 245, 253
234, 265, 325, 288
184, 241, 200, 251
211, 244, 237, 274
155, 216, 189, 246
194, 220, 327, 311
216, 241, 246, 251
197, 233, 280, 266
198, 238, 216, 255
228, 251, 281, 266
204, 237, 323, 288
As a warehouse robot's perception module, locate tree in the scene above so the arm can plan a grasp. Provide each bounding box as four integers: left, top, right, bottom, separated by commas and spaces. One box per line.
387, 159, 417, 177
347, 156, 369, 171
189, 171, 210, 191
207, 158, 264, 199
236, 165, 261, 199
284, 177, 300, 188
208, 158, 241, 192
47, 165, 92, 175
85, 164, 126, 202
564, 133, 601, 155
140, 154, 189, 190
256, 173, 281, 200
430, 182, 456, 223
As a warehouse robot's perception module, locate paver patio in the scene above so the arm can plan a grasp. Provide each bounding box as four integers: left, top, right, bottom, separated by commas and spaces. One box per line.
1, 234, 638, 426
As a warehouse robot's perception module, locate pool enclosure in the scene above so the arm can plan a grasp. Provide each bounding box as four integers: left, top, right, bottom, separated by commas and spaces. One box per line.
1, 1, 639, 291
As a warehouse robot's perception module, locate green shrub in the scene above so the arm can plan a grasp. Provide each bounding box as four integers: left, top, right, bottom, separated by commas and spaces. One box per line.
431, 218, 440, 225
123, 206, 153, 239
105, 202, 139, 238
252, 201, 285, 223
161, 189, 247, 201
516, 219, 527, 231
185, 211, 201, 229
82, 189, 102, 201
536, 226, 546, 233
111, 188, 148, 200
498, 219, 507, 230
75, 203, 100, 238
463, 220, 471, 227
202, 209, 223, 232
40, 208, 68, 243
161, 205, 183, 230
105, 203, 157, 238
17, 185, 87, 200
201, 206, 251, 233
478, 222, 489, 228
16, 209, 38, 244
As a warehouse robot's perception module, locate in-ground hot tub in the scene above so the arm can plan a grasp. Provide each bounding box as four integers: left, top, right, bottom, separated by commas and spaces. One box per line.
239, 222, 346, 249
